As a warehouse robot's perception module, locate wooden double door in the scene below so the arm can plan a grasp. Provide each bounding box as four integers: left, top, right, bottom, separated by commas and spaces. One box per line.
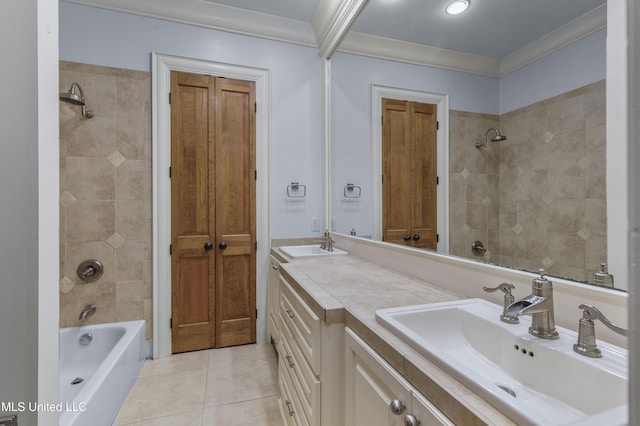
382, 99, 438, 250
170, 71, 256, 353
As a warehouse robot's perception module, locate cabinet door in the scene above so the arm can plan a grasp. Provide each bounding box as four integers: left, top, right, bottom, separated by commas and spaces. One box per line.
345, 328, 412, 426
267, 255, 281, 342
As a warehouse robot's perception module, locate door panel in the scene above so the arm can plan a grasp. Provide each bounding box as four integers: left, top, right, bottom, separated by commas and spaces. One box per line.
410, 102, 437, 250
171, 72, 216, 353
215, 78, 256, 347
382, 99, 412, 246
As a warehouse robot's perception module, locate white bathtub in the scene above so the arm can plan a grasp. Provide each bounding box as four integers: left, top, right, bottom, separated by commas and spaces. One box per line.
59, 320, 147, 426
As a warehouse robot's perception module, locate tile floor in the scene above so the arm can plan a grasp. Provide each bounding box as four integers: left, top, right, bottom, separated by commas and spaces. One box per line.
116, 343, 283, 425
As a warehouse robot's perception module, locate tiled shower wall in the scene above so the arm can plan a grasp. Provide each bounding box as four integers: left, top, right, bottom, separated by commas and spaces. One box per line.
59, 61, 152, 336
449, 80, 607, 283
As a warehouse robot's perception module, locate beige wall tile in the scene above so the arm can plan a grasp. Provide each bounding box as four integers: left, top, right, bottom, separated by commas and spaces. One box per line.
60, 61, 152, 330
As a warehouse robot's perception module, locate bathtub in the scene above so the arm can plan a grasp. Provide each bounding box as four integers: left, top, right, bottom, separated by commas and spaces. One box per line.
59, 320, 147, 426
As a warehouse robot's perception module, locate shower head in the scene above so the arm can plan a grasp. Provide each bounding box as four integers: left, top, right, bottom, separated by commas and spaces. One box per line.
476, 127, 506, 148
60, 82, 94, 118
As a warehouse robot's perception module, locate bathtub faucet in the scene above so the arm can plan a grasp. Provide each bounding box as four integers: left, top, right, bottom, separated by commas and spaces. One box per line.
79, 304, 97, 320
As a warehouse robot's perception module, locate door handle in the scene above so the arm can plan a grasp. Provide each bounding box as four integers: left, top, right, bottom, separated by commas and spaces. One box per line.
204, 242, 213, 251
403, 235, 411, 241
412, 234, 420, 241
218, 242, 227, 250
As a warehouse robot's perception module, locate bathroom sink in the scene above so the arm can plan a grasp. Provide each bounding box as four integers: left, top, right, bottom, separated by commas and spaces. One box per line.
279, 244, 347, 258
375, 299, 628, 426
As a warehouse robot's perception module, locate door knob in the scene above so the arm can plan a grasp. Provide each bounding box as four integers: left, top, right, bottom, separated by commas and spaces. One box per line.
412, 234, 420, 241
403, 235, 411, 241
218, 242, 227, 250
204, 242, 213, 251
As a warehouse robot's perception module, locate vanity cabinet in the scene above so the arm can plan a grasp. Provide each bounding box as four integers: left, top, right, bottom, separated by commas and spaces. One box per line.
267, 255, 281, 344
276, 272, 344, 426
345, 327, 453, 426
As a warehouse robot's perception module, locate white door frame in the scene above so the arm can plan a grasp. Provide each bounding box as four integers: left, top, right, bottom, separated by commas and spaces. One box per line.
371, 85, 449, 252
152, 53, 270, 359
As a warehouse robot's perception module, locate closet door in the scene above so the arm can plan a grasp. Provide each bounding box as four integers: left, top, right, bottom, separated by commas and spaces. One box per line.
171, 72, 256, 353
382, 98, 437, 250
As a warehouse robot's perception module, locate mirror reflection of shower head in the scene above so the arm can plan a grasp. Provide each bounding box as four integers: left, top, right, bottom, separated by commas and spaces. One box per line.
59, 82, 94, 118
476, 127, 506, 148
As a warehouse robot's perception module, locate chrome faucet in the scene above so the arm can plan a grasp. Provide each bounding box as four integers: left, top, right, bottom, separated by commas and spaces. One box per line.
573, 304, 628, 358
506, 270, 559, 339
79, 304, 97, 320
314, 230, 335, 251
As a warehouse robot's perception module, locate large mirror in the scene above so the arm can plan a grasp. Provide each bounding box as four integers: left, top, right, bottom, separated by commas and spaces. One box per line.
329, 0, 623, 289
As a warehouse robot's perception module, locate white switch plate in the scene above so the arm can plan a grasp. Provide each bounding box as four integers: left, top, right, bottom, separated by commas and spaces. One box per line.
331, 217, 336, 231
311, 217, 320, 232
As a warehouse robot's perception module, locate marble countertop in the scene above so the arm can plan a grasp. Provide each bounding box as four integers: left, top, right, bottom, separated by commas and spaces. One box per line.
271, 248, 517, 426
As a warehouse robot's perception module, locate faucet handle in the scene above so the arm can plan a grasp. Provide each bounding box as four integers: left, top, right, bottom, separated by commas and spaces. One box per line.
573, 304, 628, 358
483, 282, 515, 295
579, 304, 628, 336
483, 283, 519, 324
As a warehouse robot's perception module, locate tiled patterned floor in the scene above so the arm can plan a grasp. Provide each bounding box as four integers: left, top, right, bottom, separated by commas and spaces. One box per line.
116, 343, 283, 425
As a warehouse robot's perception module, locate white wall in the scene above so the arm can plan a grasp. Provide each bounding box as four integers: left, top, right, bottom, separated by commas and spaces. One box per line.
499, 29, 606, 114
0, 0, 59, 425
59, 1, 324, 238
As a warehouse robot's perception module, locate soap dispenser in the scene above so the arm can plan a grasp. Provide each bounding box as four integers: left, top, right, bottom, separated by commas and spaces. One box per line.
593, 263, 614, 288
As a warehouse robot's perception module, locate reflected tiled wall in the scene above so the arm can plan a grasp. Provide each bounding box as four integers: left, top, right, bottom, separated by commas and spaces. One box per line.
449, 81, 607, 283
448, 111, 500, 262
59, 61, 152, 336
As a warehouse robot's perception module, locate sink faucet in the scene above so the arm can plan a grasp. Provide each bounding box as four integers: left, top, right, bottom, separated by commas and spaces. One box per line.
314, 230, 335, 251
506, 270, 559, 339
79, 304, 96, 320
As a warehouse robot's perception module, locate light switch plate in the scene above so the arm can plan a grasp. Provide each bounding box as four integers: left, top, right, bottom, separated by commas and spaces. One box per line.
311, 217, 320, 232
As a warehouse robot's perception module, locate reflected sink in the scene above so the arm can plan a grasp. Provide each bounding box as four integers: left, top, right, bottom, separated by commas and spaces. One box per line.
375, 299, 628, 426
280, 244, 347, 258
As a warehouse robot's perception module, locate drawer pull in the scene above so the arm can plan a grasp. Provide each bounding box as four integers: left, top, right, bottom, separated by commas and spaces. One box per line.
390, 399, 406, 415
285, 354, 295, 367
272, 263, 279, 270
285, 308, 295, 319
404, 413, 421, 426
285, 400, 295, 416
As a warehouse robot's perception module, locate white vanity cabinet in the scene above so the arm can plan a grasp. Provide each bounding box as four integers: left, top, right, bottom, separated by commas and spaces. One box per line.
276, 272, 344, 426
345, 327, 453, 426
267, 255, 281, 344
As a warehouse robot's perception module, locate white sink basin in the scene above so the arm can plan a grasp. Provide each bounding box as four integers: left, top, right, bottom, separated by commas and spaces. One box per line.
376, 299, 628, 426
279, 244, 347, 258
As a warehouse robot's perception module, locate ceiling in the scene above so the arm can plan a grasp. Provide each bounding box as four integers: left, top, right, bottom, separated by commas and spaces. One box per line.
206, 0, 605, 59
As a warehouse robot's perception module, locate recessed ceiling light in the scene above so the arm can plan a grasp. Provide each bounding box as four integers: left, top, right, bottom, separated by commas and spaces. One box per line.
446, 0, 470, 15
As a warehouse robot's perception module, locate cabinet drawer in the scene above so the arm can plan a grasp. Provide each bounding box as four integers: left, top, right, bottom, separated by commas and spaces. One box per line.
279, 352, 310, 426
279, 276, 321, 372
280, 328, 321, 423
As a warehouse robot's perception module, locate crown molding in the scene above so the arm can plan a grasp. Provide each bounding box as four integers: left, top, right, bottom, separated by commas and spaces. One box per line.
63, 0, 317, 47
338, 31, 501, 77
64, 0, 606, 78
499, 3, 607, 76
313, 0, 369, 59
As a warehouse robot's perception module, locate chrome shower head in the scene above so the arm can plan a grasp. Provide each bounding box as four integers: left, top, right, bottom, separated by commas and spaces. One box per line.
476, 127, 506, 148
60, 82, 94, 118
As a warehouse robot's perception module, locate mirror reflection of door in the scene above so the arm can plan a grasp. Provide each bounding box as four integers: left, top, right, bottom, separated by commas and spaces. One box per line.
382, 98, 437, 250
170, 71, 256, 353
